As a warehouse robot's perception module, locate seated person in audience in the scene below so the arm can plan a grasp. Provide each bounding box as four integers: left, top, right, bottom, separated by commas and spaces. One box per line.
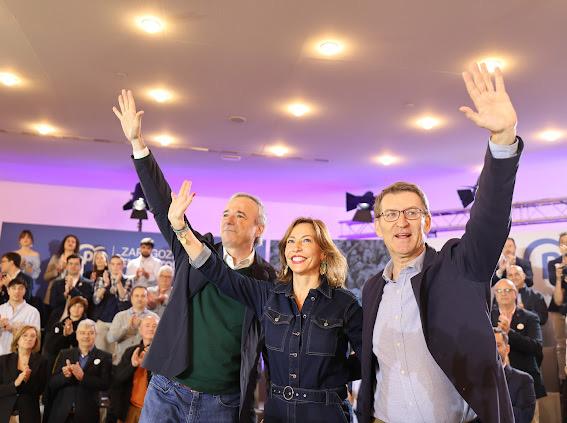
1, 252, 32, 302
0, 279, 40, 356
494, 327, 536, 423
111, 314, 159, 423
84, 250, 108, 281
147, 265, 173, 317
43, 234, 80, 305
505, 264, 548, 325
47, 319, 112, 423
0, 325, 48, 423
92, 254, 131, 352
126, 238, 162, 288
492, 237, 534, 287
48, 254, 93, 328
43, 296, 88, 367
491, 279, 546, 407
547, 231, 567, 383
107, 286, 158, 365
14, 230, 41, 288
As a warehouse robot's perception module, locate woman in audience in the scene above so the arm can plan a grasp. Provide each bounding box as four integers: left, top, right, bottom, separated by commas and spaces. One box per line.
0, 325, 47, 423
43, 295, 88, 358
14, 230, 41, 290
43, 234, 80, 304
85, 250, 109, 281
168, 181, 362, 422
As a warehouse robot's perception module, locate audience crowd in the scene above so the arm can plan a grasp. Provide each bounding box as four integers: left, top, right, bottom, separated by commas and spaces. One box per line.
0, 227, 565, 422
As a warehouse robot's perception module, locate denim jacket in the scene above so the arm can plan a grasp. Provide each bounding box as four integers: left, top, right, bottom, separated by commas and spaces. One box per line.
192, 245, 362, 391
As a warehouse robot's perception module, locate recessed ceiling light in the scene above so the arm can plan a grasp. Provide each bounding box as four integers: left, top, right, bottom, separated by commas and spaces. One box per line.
536, 129, 565, 143
415, 115, 442, 131
33, 123, 56, 136
374, 154, 400, 166
267, 145, 290, 157
148, 88, 173, 103
154, 134, 174, 146
477, 57, 506, 73
287, 103, 311, 118
0, 72, 21, 87
318, 40, 343, 56
137, 16, 164, 34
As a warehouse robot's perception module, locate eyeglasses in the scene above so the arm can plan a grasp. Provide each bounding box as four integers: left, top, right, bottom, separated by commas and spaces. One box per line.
378, 207, 426, 222
495, 288, 515, 294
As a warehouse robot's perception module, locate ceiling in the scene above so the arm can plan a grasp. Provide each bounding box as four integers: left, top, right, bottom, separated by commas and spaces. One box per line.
1, 0, 566, 207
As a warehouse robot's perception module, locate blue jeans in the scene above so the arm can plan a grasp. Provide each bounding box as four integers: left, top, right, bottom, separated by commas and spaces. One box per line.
140, 374, 240, 423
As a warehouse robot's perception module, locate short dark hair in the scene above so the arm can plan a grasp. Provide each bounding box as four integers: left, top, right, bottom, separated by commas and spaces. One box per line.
131, 285, 148, 296
506, 237, 516, 246
2, 252, 21, 268
18, 230, 34, 243
493, 327, 509, 345
8, 277, 27, 290
66, 254, 82, 264
110, 255, 124, 262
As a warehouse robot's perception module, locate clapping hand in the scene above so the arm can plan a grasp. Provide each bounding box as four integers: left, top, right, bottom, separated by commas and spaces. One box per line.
498, 314, 511, 333
14, 366, 31, 387
70, 362, 84, 381
460, 63, 517, 145
131, 346, 146, 367
63, 319, 74, 336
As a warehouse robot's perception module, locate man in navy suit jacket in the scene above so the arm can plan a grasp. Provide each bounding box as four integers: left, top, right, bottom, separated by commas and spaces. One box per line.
357, 64, 518, 423
492, 237, 534, 287
113, 90, 276, 423
494, 328, 536, 423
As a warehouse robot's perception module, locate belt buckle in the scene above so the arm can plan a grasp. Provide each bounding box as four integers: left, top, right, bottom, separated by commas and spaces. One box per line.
282, 385, 294, 401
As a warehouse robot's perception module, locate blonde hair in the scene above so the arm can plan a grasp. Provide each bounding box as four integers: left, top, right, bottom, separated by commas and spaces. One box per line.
11, 325, 40, 353
277, 217, 348, 288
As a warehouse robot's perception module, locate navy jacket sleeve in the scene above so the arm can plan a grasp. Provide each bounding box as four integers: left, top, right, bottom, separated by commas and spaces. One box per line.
452, 139, 522, 282
513, 372, 536, 423
196, 248, 273, 317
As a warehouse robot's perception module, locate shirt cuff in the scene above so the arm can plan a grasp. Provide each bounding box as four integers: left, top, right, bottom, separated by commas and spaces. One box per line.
189, 245, 212, 268
488, 138, 519, 159
133, 147, 150, 159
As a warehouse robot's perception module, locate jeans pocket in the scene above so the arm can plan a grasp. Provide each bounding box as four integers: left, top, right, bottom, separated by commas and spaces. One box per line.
264, 308, 293, 352
149, 374, 172, 394
216, 392, 240, 408
306, 317, 343, 356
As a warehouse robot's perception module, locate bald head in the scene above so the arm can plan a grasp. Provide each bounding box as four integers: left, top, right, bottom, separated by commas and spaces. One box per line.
506, 264, 525, 289
494, 278, 517, 308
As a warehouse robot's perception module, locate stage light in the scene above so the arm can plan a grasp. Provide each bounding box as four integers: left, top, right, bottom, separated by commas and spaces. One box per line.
374, 154, 400, 166
318, 41, 343, 56
536, 129, 564, 143
137, 16, 164, 34
415, 116, 442, 131
457, 183, 478, 208
34, 123, 56, 135
477, 57, 506, 73
154, 134, 174, 146
0, 72, 21, 87
346, 191, 375, 222
148, 88, 173, 103
287, 103, 311, 117
266, 145, 290, 157
123, 183, 148, 231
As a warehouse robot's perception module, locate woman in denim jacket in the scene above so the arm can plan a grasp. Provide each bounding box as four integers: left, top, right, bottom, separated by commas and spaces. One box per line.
168, 181, 362, 423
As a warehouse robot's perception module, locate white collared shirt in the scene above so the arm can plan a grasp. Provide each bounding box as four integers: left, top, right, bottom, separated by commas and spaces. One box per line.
223, 249, 255, 270
0, 301, 41, 355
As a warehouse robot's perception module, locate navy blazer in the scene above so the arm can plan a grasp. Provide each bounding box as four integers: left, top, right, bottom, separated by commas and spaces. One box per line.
491, 307, 546, 398
132, 152, 276, 422
492, 256, 534, 287
357, 141, 523, 423
504, 365, 536, 423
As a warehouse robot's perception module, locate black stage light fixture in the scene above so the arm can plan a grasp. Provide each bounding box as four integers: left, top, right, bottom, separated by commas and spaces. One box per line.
346, 191, 375, 222
457, 183, 478, 208
123, 183, 148, 231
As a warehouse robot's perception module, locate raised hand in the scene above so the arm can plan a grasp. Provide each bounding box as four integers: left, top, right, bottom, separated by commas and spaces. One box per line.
14, 368, 29, 387
131, 347, 145, 367
460, 63, 517, 145
62, 359, 73, 378
112, 89, 145, 144
70, 362, 84, 381
63, 319, 74, 336
168, 180, 196, 229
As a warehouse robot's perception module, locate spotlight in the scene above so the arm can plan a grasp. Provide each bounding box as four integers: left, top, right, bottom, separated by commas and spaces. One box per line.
123, 183, 148, 231
346, 191, 375, 222
457, 183, 478, 208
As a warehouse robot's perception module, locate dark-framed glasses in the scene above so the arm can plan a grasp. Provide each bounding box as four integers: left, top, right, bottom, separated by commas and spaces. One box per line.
378, 207, 425, 222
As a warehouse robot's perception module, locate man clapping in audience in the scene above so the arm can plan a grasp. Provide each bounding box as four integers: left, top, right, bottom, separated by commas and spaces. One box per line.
146, 265, 173, 317
49, 255, 93, 328
107, 286, 158, 364
0, 279, 40, 355
505, 264, 547, 325
47, 319, 112, 423
111, 315, 159, 423
92, 254, 132, 352
492, 237, 534, 287
126, 238, 162, 288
